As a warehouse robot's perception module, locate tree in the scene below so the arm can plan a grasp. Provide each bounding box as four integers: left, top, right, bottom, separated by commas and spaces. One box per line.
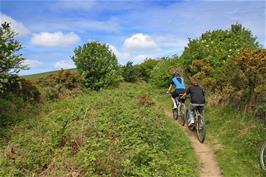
181, 23, 260, 76
0, 22, 27, 92
72, 41, 122, 90
121, 61, 138, 82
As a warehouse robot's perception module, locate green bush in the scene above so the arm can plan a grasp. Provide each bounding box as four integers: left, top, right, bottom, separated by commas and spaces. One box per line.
2, 77, 41, 103
121, 61, 138, 82
180, 23, 260, 91
72, 41, 122, 90
150, 58, 178, 88
136, 59, 160, 81
181, 23, 259, 72
214, 48, 266, 118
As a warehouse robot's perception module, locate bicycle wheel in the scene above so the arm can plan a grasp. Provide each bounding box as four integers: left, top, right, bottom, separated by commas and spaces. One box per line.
185, 109, 189, 126
196, 114, 206, 143
172, 108, 178, 120
178, 104, 185, 126
260, 142, 266, 171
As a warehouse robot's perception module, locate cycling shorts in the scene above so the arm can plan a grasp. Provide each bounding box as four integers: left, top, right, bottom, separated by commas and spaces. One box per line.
171, 89, 186, 103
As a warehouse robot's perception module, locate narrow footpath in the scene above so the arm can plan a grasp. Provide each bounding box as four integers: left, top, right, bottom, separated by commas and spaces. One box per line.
165, 111, 224, 177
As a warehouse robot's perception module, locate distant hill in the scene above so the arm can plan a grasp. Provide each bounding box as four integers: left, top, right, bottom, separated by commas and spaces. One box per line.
21, 68, 77, 80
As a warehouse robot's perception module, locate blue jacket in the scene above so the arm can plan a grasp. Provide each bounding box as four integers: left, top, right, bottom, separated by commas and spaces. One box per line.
171, 77, 185, 90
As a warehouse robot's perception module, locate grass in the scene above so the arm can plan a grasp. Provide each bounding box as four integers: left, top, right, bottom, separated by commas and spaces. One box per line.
151, 86, 266, 177
0, 83, 197, 176
205, 106, 265, 177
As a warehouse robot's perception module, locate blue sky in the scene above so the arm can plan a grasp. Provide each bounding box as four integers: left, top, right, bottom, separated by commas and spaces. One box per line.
0, 0, 265, 75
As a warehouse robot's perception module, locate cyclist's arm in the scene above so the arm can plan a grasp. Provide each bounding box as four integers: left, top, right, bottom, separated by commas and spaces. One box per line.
166, 84, 172, 93
182, 87, 190, 98
182, 92, 187, 98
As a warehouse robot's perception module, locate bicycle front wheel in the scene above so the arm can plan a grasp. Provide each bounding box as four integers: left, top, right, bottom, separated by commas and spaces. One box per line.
260, 142, 266, 171
196, 115, 206, 143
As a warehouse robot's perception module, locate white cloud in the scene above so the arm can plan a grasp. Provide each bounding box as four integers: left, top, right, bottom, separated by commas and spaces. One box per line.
123, 33, 158, 51
108, 44, 130, 61
55, 60, 76, 69
132, 54, 154, 64
108, 44, 120, 56
30, 32, 80, 47
0, 13, 30, 36
23, 59, 44, 68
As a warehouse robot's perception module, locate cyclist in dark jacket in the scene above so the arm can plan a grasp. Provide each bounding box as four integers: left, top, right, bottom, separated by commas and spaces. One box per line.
182, 78, 205, 126
166, 72, 186, 109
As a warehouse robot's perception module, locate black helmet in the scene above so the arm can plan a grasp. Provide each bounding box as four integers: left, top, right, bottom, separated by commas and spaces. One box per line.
172, 71, 180, 78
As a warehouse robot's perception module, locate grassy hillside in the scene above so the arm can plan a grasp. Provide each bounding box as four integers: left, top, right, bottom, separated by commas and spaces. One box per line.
21, 68, 77, 80
152, 88, 265, 177
0, 83, 197, 176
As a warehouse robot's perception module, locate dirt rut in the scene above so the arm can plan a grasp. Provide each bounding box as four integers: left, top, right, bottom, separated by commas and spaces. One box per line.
165, 111, 223, 177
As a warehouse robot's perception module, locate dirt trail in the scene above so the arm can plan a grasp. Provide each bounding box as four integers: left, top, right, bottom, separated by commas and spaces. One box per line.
165, 111, 223, 177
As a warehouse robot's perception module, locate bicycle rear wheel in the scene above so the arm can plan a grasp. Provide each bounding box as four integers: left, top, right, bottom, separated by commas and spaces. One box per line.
172, 108, 178, 120
196, 115, 206, 143
260, 142, 266, 171
178, 104, 185, 126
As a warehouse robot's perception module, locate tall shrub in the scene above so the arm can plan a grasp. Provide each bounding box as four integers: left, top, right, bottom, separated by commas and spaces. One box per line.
121, 61, 138, 82
136, 59, 160, 81
150, 58, 178, 88
0, 22, 27, 92
216, 48, 266, 102
72, 41, 122, 90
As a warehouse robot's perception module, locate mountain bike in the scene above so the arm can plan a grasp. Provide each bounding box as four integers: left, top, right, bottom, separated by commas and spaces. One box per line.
172, 94, 186, 126
187, 105, 206, 143
260, 141, 266, 171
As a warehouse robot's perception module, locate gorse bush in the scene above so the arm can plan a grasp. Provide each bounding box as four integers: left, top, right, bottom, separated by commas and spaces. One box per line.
36, 69, 80, 89
36, 69, 81, 100
215, 48, 266, 119
72, 41, 122, 90
6, 78, 41, 103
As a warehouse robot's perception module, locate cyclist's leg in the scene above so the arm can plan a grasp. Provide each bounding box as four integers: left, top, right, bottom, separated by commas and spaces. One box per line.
176, 89, 185, 112
171, 91, 178, 109
188, 103, 195, 125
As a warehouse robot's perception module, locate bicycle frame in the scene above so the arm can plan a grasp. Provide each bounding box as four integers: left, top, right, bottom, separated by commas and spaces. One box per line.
194, 110, 202, 127
173, 95, 186, 126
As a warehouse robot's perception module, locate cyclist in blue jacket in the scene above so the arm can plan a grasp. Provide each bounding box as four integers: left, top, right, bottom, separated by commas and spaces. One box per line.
166, 71, 186, 109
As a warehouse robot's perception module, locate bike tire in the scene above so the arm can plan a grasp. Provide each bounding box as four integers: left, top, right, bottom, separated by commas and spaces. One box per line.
173, 109, 178, 120
178, 104, 185, 126
196, 115, 206, 143
260, 142, 266, 171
